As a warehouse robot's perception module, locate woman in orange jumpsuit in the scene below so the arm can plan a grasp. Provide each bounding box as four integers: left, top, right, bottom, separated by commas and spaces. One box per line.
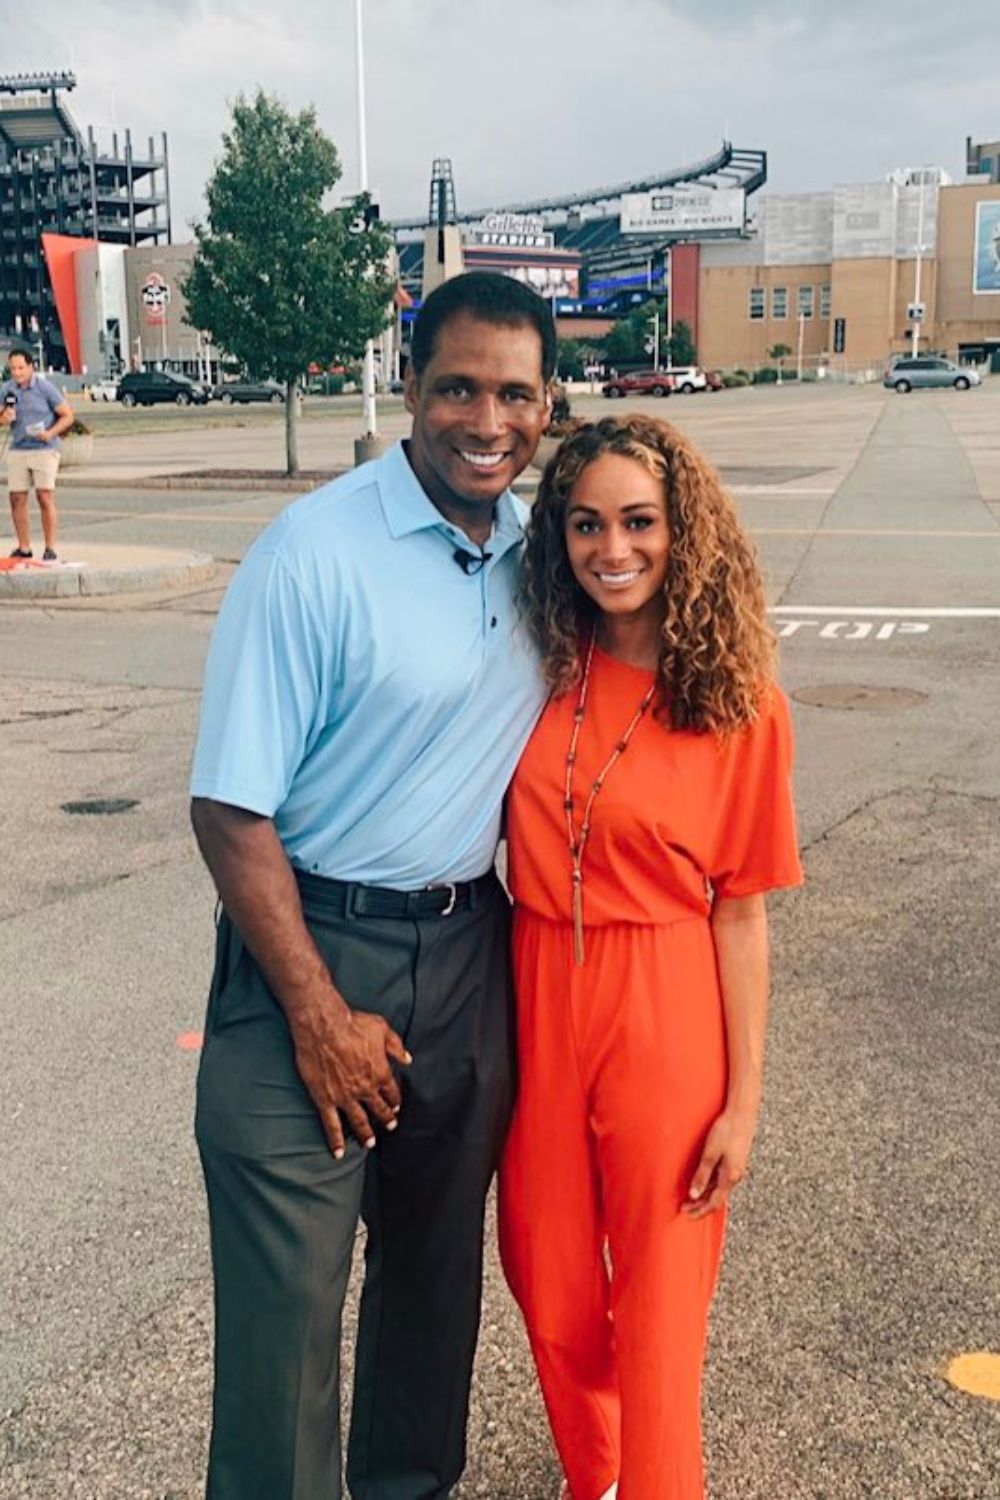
499, 414, 803, 1500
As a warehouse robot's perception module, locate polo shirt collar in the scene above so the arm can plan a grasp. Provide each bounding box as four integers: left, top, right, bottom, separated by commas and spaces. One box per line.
378, 440, 526, 546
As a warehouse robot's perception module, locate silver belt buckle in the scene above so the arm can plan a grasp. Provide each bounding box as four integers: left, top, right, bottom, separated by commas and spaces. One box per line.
438, 882, 457, 917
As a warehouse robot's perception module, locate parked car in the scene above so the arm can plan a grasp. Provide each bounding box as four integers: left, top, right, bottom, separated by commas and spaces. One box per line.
703, 370, 725, 392
89, 378, 120, 402
663, 365, 708, 394
883, 357, 981, 393
116, 370, 209, 407
212, 379, 286, 405
602, 370, 675, 398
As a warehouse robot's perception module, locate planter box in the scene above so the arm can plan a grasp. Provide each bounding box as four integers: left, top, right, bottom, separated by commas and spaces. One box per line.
59, 432, 95, 469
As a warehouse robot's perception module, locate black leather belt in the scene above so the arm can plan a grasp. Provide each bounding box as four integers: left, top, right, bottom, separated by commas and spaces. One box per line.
295, 868, 496, 919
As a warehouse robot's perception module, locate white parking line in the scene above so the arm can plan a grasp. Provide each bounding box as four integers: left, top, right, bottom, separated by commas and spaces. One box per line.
770, 606, 1000, 617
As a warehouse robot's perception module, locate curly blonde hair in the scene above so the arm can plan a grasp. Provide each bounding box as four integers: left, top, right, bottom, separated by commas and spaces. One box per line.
520, 413, 775, 733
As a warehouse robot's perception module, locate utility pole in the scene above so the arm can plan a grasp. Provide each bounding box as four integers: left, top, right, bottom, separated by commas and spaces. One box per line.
355, 0, 378, 446
912, 169, 927, 358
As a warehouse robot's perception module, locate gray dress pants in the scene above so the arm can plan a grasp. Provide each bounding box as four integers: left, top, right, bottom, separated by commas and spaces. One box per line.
195, 871, 515, 1500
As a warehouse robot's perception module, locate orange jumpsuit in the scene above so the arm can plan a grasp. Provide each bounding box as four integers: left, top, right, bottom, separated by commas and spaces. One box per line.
499, 647, 803, 1500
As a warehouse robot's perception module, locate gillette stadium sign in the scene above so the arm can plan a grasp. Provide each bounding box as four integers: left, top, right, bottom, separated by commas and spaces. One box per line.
469, 212, 555, 248
620, 188, 745, 236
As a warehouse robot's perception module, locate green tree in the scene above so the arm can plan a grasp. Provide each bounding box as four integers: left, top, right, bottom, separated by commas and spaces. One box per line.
768, 342, 793, 383
184, 90, 394, 475
666, 318, 697, 367
556, 338, 585, 381
601, 299, 662, 368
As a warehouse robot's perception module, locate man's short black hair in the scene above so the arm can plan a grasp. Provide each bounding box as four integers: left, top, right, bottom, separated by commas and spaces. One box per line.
411, 272, 556, 383
8, 347, 34, 364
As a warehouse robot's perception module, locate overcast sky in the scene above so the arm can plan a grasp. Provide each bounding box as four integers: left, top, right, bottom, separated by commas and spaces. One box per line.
10, 1, 998, 235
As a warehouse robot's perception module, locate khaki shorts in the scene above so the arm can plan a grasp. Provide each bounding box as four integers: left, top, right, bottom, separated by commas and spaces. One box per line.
8, 447, 61, 493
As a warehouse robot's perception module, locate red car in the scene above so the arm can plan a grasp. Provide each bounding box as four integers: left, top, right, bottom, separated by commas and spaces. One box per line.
703, 370, 725, 391
602, 370, 675, 398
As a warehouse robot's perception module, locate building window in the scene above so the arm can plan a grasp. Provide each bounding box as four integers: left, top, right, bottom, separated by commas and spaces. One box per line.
772, 286, 788, 319
749, 287, 765, 320
820, 283, 831, 319
798, 284, 815, 320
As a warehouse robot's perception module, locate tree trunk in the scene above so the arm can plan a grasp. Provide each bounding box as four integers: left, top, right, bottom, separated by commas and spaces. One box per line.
285, 378, 299, 476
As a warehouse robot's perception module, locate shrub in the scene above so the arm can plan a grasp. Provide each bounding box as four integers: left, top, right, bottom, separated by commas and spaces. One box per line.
752, 366, 779, 384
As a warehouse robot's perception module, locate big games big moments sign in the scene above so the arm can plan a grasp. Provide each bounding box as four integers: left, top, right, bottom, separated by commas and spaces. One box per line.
620, 188, 745, 236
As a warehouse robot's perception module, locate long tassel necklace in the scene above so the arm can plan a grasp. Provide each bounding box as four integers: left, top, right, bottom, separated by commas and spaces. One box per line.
564, 631, 656, 965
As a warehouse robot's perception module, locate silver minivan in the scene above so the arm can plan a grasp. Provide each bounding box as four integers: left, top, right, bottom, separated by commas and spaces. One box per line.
884, 357, 981, 393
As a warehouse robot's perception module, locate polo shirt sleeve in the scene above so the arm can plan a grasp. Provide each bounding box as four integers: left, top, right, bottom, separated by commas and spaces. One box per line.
709, 686, 804, 900
190, 546, 329, 816
40, 378, 66, 413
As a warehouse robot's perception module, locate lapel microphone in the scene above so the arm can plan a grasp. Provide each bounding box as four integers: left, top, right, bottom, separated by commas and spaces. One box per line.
453, 547, 492, 576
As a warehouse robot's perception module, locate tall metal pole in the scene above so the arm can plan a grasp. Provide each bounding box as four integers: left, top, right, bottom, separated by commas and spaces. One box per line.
912, 170, 926, 358
355, 0, 377, 438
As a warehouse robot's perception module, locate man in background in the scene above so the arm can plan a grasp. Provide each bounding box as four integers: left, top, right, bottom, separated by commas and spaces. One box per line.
1, 348, 74, 562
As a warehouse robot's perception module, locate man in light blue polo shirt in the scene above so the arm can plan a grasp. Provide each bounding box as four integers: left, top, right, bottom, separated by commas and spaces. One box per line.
190, 272, 554, 1500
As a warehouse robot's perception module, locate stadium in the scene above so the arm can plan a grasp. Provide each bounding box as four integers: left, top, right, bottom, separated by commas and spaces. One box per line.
4, 69, 1000, 380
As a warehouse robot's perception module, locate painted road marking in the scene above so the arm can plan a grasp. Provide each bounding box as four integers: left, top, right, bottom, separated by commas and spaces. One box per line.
756, 528, 1000, 539
731, 486, 837, 496
775, 620, 930, 640
945, 1352, 1000, 1401
770, 606, 1000, 617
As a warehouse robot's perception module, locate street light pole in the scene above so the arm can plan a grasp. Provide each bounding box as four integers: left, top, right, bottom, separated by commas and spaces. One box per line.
912, 168, 927, 358
355, 0, 377, 440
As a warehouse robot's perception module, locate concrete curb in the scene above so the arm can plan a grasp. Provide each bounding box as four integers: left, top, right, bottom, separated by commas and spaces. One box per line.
57, 471, 343, 493
0, 549, 216, 600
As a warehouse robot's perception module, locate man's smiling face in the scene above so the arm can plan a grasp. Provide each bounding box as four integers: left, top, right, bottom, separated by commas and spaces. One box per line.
404, 312, 551, 532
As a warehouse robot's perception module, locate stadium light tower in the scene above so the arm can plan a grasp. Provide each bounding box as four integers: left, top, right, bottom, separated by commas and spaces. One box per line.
354, 0, 378, 447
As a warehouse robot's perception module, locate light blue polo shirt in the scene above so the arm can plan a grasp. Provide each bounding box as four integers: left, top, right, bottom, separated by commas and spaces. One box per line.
190, 441, 547, 887
0, 374, 65, 450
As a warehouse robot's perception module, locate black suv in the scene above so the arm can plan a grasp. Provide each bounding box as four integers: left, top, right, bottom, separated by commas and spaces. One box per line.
116, 370, 209, 407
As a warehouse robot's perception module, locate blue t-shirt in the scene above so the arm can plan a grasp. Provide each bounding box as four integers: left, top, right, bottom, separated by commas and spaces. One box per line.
1, 374, 65, 450
190, 442, 547, 888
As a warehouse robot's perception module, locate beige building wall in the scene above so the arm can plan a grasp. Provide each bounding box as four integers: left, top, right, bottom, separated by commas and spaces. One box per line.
124, 242, 200, 366
935, 182, 1000, 351
698, 263, 830, 370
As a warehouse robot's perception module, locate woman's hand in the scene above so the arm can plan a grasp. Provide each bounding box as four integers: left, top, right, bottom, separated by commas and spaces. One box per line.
681, 1106, 758, 1220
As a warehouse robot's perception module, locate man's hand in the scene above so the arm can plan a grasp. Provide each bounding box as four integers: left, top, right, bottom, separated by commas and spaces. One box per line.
681, 1106, 757, 1220
0, 409, 14, 427
289, 1003, 412, 1160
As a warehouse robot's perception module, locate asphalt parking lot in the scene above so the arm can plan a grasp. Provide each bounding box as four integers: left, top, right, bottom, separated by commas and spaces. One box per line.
2, 380, 998, 1498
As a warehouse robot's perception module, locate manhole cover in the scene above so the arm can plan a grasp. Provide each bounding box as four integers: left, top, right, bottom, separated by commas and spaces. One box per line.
61, 797, 140, 816
792, 684, 927, 711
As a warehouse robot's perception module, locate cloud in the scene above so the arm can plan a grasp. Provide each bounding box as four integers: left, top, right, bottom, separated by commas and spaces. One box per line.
5, 0, 997, 238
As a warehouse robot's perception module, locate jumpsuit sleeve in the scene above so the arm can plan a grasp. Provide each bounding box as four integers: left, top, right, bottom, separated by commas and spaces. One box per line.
709, 685, 804, 900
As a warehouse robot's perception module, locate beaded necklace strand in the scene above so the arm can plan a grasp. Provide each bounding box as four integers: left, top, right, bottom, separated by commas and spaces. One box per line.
563, 631, 657, 965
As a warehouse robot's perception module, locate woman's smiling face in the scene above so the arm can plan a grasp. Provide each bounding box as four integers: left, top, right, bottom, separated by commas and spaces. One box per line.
564, 451, 671, 623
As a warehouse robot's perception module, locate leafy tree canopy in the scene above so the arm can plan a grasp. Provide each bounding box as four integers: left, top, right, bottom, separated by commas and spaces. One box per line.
184, 90, 394, 388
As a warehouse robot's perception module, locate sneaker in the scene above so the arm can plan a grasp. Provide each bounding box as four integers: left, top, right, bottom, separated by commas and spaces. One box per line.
42, 548, 58, 563
9, 547, 32, 559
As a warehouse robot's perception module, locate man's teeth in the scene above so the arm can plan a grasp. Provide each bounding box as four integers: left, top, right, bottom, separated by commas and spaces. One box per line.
598, 571, 640, 585
461, 451, 506, 468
